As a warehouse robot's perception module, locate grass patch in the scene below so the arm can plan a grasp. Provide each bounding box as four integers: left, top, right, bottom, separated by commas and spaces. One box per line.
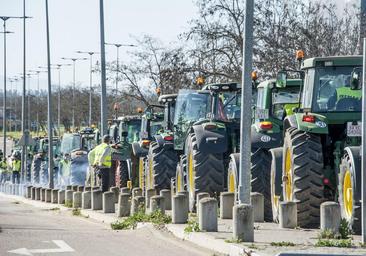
72, 208, 81, 216
49, 207, 60, 211
184, 219, 200, 233
64, 200, 73, 208
110, 209, 171, 230
248, 244, 259, 249
316, 239, 352, 248
12, 201, 20, 204
270, 241, 296, 247
225, 238, 243, 244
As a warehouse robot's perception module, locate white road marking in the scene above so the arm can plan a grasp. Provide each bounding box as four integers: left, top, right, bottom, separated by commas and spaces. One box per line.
8, 240, 74, 255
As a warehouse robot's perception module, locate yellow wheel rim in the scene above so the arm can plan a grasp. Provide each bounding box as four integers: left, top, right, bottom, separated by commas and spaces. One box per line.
149, 158, 153, 189
139, 158, 144, 189
228, 171, 235, 193
188, 152, 194, 195
271, 167, 279, 213
285, 148, 293, 201
177, 171, 182, 193
343, 170, 353, 218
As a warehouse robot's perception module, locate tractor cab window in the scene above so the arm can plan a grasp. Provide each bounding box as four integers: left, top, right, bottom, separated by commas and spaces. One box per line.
271, 90, 299, 120
310, 66, 362, 112
60, 134, 81, 154
215, 92, 241, 121
125, 121, 141, 143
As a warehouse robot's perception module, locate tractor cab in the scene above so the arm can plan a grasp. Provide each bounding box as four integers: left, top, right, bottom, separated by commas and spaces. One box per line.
158, 94, 177, 133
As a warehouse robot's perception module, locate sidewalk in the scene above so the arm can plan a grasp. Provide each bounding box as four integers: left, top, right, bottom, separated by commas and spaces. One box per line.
1, 192, 365, 256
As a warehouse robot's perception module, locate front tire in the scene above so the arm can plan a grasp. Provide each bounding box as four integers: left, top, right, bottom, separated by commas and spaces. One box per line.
282, 127, 324, 228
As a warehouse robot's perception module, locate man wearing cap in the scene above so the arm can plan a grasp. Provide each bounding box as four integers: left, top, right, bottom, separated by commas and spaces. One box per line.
93, 135, 112, 192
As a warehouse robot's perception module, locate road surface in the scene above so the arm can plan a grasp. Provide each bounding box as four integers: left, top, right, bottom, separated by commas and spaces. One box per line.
0, 195, 216, 256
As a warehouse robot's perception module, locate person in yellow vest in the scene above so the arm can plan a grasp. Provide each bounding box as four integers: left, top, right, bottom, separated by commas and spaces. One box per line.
11, 151, 21, 184
93, 135, 112, 192
0, 151, 8, 183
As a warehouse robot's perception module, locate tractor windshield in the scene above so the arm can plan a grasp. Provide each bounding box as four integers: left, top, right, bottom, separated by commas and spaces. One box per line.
127, 121, 141, 143
60, 134, 81, 154
304, 66, 362, 112
272, 90, 299, 120
215, 92, 241, 121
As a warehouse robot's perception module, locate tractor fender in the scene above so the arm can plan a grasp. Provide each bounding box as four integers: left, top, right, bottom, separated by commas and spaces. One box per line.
283, 115, 298, 132
251, 126, 282, 149
343, 146, 361, 201
191, 124, 228, 154
284, 113, 329, 134
132, 142, 148, 158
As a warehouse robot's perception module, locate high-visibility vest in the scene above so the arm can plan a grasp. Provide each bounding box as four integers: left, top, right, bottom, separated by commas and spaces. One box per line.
88, 148, 96, 165
12, 160, 21, 172
93, 143, 111, 168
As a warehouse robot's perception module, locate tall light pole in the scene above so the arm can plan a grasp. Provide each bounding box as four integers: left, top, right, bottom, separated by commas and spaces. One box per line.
76, 51, 100, 126
361, 0, 366, 54
105, 43, 136, 94
61, 57, 87, 130
99, 0, 107, 136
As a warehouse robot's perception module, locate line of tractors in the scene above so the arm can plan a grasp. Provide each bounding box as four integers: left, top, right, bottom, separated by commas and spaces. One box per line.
18, 52, 363, 235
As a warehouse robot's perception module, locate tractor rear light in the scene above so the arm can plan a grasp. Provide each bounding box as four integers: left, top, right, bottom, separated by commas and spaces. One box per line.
302, 115, 315, 123
204, 123, 217, 130
141, 140, 150, 147
259, 121, 272, 130
323, 178, 330, 185
164, 135, 173, 141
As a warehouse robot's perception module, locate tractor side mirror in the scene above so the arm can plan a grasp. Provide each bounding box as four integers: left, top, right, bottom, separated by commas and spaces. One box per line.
351, 68, 362, 90
276, 71, 287, 88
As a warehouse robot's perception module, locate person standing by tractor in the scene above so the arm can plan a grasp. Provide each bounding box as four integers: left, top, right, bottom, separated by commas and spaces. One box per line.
11, 151, 21, 184
86, 146, 97, 187
0, 150, 8, 183
93, 135, 112, 192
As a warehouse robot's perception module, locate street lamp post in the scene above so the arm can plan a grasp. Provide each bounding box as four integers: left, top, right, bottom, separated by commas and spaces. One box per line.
105, 43, 136, 94
76, 51, 100, 126
61, 57, 87, 130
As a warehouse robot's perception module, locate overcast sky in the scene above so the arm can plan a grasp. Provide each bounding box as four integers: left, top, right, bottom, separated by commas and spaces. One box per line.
0, 0, 358, 93
0, 0, 197, 92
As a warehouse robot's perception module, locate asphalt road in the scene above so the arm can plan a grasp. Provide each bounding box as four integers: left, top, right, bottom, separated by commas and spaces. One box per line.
0, 196, 216, 256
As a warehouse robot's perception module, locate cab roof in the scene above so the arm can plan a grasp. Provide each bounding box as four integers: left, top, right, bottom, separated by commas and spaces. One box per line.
257, 79, 301, 89
302, 55, 362, 69
158, 94, 177, 103
201, 82, 241, 92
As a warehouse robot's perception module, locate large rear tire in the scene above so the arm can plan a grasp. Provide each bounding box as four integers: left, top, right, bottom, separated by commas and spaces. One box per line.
186, 133, 224, 212
270, 147, 283, 223
251, 148, 272, 221
283, 127, 325, 228
146, 141, 178, 192
338, 150, 361, 234
31, 156, 42, 184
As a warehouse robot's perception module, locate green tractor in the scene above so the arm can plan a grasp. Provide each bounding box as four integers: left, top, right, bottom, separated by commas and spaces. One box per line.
174, 84, 241, 211
275, 55, 362, 228
132, 105, 164, 189
226, 78, 301, 222
108, 115, 141, 188
59, 127, 99, 186
145, 94, 178, 192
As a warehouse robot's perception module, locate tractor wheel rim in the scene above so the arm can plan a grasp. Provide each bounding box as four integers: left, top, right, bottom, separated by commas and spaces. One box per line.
177, 170, 182, 193
285, 148, 292, 201
228, 170, 235, 193
139, 158, 144, 189
343, 170, 353, 218
188, 152, 194, 195
149, 158, 153, 189
271, 168, 279, 214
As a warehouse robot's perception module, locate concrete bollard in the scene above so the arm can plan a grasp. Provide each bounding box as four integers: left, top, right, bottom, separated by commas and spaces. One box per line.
66, 185, 72, 190
117, 193, 131, 217
41, 188, 46, 202
199, 198, 218, 232
178, 191, 189, 212
121, 187, 130, 194
91, 190, 103, 210
26, 186, 33, 198
150, 195, 165, 214
132, 187, 142, 198
31, 187, 36, 200
77, 186, 84, 192
71, 185, 78, 191
73, 192, 82, 208
65, 190, 74, 206
82, 191, 91, 209
279, 201, 297, 229
92, 186, 100, 191
160, 189, 171, 210
58, 190, 65, 204
110, 186, 119, 204
196, 192, 210, 216
220, 192, 235, 219
233, 204, 254, 242
320, 202, 341, 232
84, 186, 92, 192
45, 189, 52, 203
103, 191, 115, 213
145, 189, 156, 211
51, 189, 59, 203
251, 192, 264, 222
172, 194, 188, 224
130, 196, 145, 215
